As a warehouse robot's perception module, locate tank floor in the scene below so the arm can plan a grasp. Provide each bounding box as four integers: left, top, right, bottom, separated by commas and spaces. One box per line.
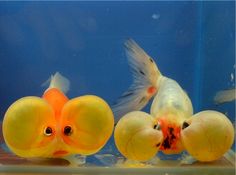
0, 148, 234, 175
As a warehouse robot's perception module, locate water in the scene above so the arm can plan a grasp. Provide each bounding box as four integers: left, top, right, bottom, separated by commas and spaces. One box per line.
0, 1, 235, 174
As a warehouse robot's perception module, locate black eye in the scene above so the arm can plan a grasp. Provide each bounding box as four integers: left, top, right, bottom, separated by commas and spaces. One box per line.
44, 127, 53, 136
156, 143, 161, 147
64, 126, 73, 136
182, 121, 190, 129
154, 123, 161, 130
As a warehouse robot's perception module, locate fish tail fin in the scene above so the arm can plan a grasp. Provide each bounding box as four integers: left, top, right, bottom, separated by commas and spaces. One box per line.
113, 39, 163, 121
214, 88, 236, 104
42, 72, 70, 94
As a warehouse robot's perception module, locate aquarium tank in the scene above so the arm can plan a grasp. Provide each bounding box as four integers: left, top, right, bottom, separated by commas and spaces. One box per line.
0, 1, 235, 175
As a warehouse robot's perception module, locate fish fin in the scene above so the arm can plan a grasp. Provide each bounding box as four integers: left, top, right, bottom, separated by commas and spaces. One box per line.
41, 76, 51, 88
112, 39, 163, 121
0, 143, 11, 153
214, 88, 236, 104
63, 155, 86, 166
42, 72, 70, 94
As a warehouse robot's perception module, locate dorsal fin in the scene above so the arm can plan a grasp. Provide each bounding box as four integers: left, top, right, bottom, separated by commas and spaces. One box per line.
42, 72, 70, 94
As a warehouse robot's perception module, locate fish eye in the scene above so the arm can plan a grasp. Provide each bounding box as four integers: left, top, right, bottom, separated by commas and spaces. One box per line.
156, 142, 161, 147
64, 126, 73, 136
44, 127, 53, 136
182, 121, 190, 130
154, 123, 161, 130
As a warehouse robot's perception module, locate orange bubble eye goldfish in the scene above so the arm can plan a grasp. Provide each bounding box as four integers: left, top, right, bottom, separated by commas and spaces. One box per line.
3, 72, 114, 158
114, 39, 234, 162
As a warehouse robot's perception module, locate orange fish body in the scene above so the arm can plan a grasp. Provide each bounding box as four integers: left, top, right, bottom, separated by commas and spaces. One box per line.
42, 88, 69, 120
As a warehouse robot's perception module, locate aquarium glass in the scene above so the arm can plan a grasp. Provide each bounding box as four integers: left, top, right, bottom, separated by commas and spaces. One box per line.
0, 1, 235, 175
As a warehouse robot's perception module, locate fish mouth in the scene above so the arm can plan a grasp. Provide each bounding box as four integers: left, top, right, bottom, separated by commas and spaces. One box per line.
159, 125, 184, 154
161, 127, 178, 150
158, 118, 183, 153
53, 150, 68, 157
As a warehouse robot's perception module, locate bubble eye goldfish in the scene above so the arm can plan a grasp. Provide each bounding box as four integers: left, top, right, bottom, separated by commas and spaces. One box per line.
114, 39, 192, 158
114, 39, 234, 162
3, 72, 114, 158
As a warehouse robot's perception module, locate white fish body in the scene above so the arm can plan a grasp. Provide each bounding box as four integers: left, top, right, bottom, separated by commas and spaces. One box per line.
113, 39, 193, 122
151, 76, 193, 119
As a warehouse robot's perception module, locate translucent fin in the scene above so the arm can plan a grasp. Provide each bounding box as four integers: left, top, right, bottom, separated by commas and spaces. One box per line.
214, 88, 236, 104
64, 155, 86, 166
42, 72, 70, 94
113, 39, 162, 121
0, 143, 11, 153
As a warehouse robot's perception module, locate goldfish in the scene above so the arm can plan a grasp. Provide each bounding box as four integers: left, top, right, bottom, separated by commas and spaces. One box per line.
114, 39, 193, 156
114, 39, 234, 162
214, 88, 236, 104
3, 72, 114, 158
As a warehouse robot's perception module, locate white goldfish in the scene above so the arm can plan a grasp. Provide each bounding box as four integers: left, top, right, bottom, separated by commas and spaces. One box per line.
114, 39, 193, 155
114, 39, 234, 162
